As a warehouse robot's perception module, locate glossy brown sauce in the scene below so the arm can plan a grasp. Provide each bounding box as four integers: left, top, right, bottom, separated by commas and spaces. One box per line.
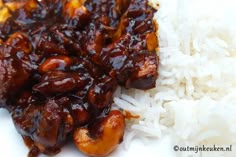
0, 0, 158, 156
124, 110, 140, 120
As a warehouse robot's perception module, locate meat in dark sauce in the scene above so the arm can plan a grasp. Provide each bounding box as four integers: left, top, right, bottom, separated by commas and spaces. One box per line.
0, 0, 158, 156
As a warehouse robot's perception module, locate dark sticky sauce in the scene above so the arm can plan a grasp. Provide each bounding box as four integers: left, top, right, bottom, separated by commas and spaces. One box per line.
0, 0, 158, 156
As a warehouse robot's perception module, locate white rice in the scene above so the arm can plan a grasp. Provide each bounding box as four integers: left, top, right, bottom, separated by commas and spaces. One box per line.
113, 0, 236, 156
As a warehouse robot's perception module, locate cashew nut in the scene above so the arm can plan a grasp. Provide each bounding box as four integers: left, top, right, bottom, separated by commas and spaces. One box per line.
5, 1, 26, 12
0, 6, 11, 23
63, 0, 88, 19
39, 56, 73, 73
6, 32, 32, 54
0, 1, 26, 23
73, 110, 125, 157
146, 32, 158, 51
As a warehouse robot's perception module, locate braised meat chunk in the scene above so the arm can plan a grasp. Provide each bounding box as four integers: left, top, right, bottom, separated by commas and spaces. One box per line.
83, 0, 159, 88
0, 0, 158, 156
0, 32, 32, 108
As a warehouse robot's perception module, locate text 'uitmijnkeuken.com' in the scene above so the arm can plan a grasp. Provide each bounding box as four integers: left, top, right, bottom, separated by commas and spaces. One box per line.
173, 145, 232, 153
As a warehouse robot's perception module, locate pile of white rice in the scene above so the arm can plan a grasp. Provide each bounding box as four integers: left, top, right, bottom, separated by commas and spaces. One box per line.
113, 0, 236, 156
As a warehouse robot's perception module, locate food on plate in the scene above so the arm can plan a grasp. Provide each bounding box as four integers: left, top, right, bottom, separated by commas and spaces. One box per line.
74, 110, 125, 157
0, 0, 158, 156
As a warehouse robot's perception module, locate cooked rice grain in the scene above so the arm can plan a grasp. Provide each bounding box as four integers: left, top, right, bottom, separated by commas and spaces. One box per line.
113, 0, 236, 156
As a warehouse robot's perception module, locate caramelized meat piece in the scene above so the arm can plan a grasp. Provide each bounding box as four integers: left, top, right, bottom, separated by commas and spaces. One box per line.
0, 0, 158, 156
83, 0, 158, 89
123, 51, 158, 89
0, 33, 32, 108
88, 75, 117, 109
12, 93, 74, 156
